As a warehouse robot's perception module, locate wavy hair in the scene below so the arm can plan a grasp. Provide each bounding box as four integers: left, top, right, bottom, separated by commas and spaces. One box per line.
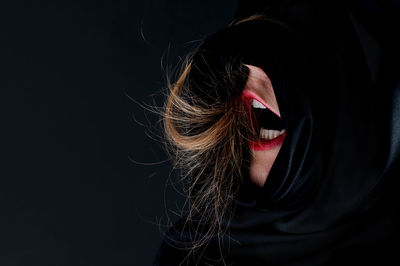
161, 14, 269, 264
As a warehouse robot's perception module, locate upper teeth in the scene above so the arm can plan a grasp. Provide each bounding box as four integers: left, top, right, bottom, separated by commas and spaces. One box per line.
251, 99, 266, 109
260, 128, 285, 140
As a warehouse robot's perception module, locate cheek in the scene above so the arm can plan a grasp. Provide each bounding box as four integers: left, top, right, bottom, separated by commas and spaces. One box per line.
248, 144, 282, 187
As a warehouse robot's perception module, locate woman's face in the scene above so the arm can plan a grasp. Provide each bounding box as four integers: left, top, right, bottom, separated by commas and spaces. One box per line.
241, 64, 286, 187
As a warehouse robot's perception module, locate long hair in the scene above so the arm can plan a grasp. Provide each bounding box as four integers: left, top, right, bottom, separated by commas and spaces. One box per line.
161, 14, 269, 264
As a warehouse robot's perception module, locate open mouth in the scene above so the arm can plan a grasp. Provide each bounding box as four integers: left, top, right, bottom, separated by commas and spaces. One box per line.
241, 91, 286, 151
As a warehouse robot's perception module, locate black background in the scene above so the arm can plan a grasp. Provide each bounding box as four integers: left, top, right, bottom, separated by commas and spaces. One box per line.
0, 1, 237, 265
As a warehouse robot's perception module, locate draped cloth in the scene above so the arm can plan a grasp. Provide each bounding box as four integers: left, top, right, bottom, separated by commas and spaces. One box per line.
154, 1, 400, 265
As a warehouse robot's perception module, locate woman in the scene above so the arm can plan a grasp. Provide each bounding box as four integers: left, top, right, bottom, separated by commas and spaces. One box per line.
154, 1, 400, 265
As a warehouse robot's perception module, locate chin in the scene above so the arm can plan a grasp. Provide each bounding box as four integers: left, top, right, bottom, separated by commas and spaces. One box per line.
248, 163, 272, 188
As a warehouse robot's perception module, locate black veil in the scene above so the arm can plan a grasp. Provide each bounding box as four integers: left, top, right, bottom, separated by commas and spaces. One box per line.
154, 1, 400, 265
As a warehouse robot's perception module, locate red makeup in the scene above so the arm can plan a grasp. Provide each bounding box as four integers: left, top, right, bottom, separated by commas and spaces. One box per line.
241, 90, 286, 151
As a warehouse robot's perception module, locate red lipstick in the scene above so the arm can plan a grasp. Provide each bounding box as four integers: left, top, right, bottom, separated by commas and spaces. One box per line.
241, 90, 281, 118
248, 131, 286, 151
241, 90, 286, 151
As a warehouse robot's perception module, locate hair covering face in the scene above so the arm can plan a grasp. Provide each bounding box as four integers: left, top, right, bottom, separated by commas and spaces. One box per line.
154, 1, 400, 265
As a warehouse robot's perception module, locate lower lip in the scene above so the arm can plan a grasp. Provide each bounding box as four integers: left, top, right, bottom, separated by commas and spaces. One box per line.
248, 131, 286, 151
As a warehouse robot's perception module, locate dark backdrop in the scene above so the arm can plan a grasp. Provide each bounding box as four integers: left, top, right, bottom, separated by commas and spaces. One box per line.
0, 1, 237, 265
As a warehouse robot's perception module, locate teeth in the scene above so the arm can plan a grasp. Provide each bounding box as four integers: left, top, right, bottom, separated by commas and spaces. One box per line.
259, 128, 285, 140
251, 99, 266, 109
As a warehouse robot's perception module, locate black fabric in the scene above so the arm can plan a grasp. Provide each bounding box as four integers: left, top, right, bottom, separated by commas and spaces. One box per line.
154, 0, 400, 265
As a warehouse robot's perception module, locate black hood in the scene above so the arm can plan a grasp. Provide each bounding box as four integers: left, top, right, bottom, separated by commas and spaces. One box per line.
189, 18, 319, 207
154, 0, 400, 265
